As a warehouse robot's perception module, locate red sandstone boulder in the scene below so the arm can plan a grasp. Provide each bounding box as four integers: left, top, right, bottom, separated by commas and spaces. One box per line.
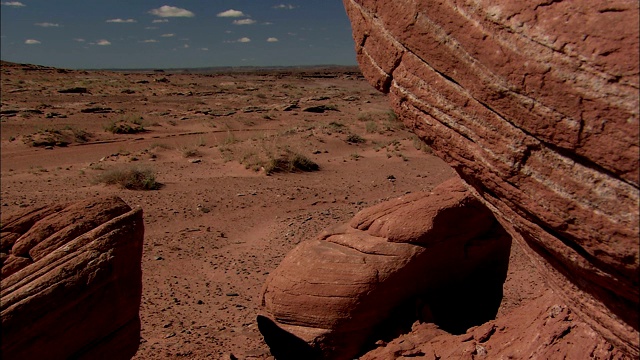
0, 196, 144, 359
343, 0, 639, 356
259, 178, 512, 359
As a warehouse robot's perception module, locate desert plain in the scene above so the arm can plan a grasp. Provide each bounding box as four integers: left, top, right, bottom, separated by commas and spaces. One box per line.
0, 61, 546, 359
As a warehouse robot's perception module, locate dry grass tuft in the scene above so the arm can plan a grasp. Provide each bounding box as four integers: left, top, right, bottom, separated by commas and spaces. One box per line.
94, 166, 162, 190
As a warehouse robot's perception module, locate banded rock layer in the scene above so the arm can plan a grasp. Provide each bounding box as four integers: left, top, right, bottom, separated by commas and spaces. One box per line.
343, 0, 639, 356
1, 196, 144, 359
260, 178, 512, 359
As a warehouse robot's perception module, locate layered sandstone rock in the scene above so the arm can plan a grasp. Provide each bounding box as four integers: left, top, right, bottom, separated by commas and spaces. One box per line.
259, 178, 512, 359
1, 196, 144, 359
343, 0, 639, 356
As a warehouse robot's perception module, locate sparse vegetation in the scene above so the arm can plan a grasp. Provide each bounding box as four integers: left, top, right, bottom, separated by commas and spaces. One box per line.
412, 135, 433, 154
262, 148, 319, 175
223, 131, 238, 145
149, 142, 172, 150
346, 133, 366, 144
180, 146, 200, 158
105, 115, 146, 134
365, 121, 378, 133
322, 121, 347, 134
94, 166, 162, 190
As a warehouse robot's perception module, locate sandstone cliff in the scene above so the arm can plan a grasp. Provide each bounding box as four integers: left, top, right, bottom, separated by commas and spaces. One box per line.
1, 196, 144, 359
343, 0, 638, 356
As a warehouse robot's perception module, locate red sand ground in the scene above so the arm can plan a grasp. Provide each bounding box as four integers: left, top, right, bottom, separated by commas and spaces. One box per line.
0, 62, 545, 359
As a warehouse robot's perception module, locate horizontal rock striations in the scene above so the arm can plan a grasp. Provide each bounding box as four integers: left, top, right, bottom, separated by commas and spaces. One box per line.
1, 196, 144, 359
259, 178, 512, 359
343, 0, 639, 356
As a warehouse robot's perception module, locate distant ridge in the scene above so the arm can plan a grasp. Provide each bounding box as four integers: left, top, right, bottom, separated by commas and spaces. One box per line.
1, 60, 359, 73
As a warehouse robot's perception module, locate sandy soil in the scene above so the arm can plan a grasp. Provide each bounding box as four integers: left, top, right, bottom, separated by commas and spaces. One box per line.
1, 61, 546, 359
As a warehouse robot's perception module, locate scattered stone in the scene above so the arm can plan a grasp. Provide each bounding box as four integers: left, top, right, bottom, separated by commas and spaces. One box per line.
0, 110, 19, 116
243, 106, 268, 113
280, 103, 299, 111
302, 105, 339, 113
189, 159, 202, 164
80, 106, 112, 114
58, 87, 88, 94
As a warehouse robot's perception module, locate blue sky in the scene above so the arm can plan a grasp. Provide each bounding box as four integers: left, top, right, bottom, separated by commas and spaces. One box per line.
0, 1, 358, 69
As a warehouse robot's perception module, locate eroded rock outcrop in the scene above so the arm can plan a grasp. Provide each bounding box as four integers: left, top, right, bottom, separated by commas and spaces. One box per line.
1, 196, 144, 359
259, 178, 512, 359
343, 0, 639, 356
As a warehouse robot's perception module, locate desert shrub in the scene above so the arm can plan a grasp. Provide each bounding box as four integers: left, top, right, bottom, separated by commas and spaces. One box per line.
105, 121, 145, 134
365, 121, 378, 133
223, 131, 238, 145
412, 135, 433, 154
357, 112, 373, 122
263, 149, 319, 175
382, 109, 404, 132
179, 146, 200, 158
240, 151, 263, 171
346, 133, 366, 144
149, 142, 172, 150
321, 121, 347, 135
105, 115, 146, 134
95, 166, 162, 190
387, 109, 398, 121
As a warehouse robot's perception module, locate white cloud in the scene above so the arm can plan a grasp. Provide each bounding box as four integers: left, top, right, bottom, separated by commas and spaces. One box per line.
217, 9, 244, 18
183, 44, 189, 48
152, 19, 169, 23
145, 26, 158, 30
106, 18, 136, 23
267, 37, 279, 42
238, 37, 251, 43
149, 5, 194, 18
35, 22, 59, 27
233, 19, 256, 25
141, 39, 158, 43
95, 39, 111, 46
74, 38, 85, 42
200, 47, 208, 51
161, 33, 175, 37
273, 4, 296, 10
1, 2, 25, 7
263, 22, 274, 25
25, 39, 40, 44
